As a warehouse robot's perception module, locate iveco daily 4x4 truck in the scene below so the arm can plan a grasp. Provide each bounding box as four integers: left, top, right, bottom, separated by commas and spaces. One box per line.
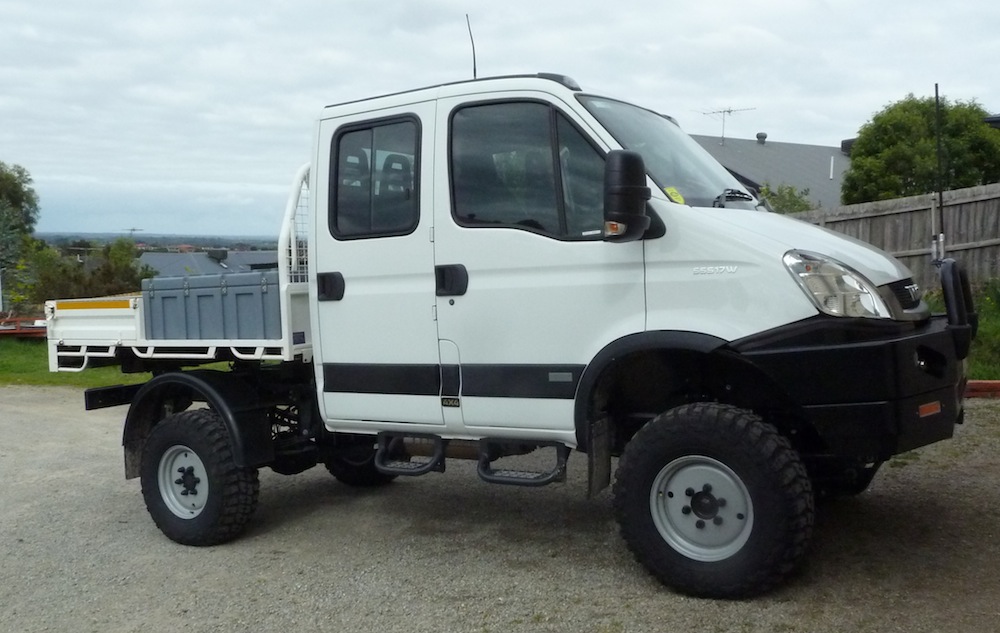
46, 73, 977, 598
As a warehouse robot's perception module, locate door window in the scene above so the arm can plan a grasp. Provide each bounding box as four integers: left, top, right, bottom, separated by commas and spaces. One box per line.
450, 102, 605, 239
331, 119, 419, 239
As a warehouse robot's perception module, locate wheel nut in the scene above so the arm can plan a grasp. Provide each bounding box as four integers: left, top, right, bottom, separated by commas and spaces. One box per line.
685, 487, 695, 497
696, 520, 705, 529
702, 484, 712, 493
682, 506, 691, 515
713, 517, 723, 526
718, 498, 727, 507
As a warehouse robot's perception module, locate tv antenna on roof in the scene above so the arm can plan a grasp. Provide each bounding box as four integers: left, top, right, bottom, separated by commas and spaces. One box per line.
702, 106, 756, 144
123, 228, 143, 238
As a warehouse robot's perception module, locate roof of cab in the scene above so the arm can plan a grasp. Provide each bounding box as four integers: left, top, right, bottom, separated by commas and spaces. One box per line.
320, 73, 582, 116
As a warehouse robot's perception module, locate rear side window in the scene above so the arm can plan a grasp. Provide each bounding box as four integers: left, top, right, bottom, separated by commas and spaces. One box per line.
450, 101, 605, 239
330, 118, 419, 239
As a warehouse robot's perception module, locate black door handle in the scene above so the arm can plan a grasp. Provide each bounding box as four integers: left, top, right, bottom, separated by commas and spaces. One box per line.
317, 272, 346, 301
435, 264, 468, 297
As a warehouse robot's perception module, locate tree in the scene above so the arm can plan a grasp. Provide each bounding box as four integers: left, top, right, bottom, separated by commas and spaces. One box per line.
1, 162, 40, 312
6, 238, 154, 315
0, 161, 40, 236
86, 238, 155, 297
842, 95, 1000, 204
759, 182, 814, 214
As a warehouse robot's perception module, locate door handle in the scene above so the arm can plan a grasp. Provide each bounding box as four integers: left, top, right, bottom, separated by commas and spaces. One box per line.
435, 264, 468, 297
317, 272, 346, 301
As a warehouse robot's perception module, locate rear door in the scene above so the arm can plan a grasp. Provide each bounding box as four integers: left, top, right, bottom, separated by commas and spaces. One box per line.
312, 101, 444, 427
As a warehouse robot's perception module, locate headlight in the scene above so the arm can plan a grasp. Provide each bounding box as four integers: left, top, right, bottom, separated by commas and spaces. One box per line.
783, 251, 891, 319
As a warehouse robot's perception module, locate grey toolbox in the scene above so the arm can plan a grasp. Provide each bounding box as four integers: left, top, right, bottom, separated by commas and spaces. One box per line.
142, 270, 281, 340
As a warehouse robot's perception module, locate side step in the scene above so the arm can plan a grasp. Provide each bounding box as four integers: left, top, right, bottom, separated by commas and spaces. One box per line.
374, 432, 446, 476
477, 441, 570, 487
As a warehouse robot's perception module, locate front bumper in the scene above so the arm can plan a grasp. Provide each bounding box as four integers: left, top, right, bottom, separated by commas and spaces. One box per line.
735, 259, 976, 460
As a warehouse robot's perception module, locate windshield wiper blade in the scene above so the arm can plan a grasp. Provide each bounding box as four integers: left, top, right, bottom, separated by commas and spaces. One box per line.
713, 188, 754, 208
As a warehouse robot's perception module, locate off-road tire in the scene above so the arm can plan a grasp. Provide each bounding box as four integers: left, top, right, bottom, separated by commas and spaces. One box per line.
613, 402, 814, 599
140, 409, 260, 546
324, 437, 396, 487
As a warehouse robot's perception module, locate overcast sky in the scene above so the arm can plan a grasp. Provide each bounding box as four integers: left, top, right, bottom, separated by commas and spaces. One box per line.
3, 0, 998, 237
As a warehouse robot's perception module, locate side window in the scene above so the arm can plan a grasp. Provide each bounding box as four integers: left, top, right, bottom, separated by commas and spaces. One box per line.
450, 102, 605, 239
558, 115, 605, 237
331, 119, 418, 239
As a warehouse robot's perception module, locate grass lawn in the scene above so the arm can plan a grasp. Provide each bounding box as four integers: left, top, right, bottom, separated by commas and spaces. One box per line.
0, 338, 149, 388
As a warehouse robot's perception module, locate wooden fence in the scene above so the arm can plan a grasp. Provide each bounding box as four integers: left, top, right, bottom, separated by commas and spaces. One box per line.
797, 183, 1000, 289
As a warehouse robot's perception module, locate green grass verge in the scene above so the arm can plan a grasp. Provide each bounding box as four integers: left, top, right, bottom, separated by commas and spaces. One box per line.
0, 338, 149, 388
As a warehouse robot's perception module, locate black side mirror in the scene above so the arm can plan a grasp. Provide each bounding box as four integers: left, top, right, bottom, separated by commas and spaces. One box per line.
603, 150, 651, 242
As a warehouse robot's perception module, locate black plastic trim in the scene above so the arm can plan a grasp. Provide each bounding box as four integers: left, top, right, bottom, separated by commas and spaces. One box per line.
573, 331, 730, 449
322, 362, 583, 399
317, 272, 346, 301
324, 363, 441, 396
462, 364, 584, 399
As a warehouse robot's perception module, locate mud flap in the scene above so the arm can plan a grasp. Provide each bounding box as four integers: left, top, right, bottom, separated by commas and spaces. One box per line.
587, 416, 612, 497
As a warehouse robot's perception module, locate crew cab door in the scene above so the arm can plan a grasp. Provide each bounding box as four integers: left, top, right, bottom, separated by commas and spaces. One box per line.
312, 101, 444, 426
431, 96, 646, 435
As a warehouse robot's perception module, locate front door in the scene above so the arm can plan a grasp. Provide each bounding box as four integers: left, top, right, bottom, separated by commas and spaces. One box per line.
431, 97, 647, 436
313, 101, 444, 427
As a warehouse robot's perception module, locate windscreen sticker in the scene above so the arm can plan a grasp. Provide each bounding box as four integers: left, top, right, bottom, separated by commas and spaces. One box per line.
664, 187, 685, 204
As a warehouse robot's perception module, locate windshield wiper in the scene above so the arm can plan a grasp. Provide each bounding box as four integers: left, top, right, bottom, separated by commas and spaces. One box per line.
712, 188, 754, 208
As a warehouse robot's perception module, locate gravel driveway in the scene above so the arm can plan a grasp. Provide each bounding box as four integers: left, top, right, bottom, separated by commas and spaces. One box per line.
2, 385, 999, 632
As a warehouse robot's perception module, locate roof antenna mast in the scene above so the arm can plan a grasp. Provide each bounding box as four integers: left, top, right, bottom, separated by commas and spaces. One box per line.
703, 107, 755, 144
466, 14, 477, 79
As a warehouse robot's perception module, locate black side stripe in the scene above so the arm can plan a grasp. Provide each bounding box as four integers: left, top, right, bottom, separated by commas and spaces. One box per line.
461, 364, 583, 399
323, 363, 584, 399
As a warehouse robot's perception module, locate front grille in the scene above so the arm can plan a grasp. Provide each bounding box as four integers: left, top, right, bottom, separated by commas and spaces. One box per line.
887, 278, 922, 310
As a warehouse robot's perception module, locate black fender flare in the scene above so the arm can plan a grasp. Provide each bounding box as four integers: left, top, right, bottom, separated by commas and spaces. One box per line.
574, 331, 729, 498
122, 370, 274, 479
574, 330, 729, 450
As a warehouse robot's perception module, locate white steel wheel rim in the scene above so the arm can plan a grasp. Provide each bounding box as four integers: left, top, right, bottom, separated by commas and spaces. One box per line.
649, 455, 754, 562
158, 444, 209, 519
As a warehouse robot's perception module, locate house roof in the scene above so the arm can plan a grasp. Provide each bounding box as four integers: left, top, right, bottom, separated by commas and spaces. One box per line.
139, 251, 278, 277
691, 134, 849, 209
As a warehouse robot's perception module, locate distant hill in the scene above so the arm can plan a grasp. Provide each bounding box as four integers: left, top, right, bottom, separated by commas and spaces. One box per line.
37, 232, 278, 250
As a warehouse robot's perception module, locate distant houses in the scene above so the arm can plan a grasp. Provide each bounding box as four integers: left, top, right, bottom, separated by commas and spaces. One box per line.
691, 133, 849, 210
139, 249, 278, 277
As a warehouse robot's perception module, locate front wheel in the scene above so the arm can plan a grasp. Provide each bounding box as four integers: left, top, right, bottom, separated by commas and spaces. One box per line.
140, 409, 260, 546
613, 403, 814, 599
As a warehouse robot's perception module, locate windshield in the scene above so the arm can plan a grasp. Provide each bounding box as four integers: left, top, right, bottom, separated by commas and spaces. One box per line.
578, 95, 757, 209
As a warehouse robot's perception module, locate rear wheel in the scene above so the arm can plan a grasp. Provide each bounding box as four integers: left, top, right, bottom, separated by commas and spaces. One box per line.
140, 409, 260, 545
613, 403, 814, 599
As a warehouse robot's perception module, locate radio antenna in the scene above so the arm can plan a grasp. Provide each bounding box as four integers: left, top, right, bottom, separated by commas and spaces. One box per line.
466, 14, 477, 78
702, 106, 755, 144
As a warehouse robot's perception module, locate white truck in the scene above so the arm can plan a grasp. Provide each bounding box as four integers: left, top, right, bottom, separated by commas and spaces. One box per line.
46, 73, 977, 599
